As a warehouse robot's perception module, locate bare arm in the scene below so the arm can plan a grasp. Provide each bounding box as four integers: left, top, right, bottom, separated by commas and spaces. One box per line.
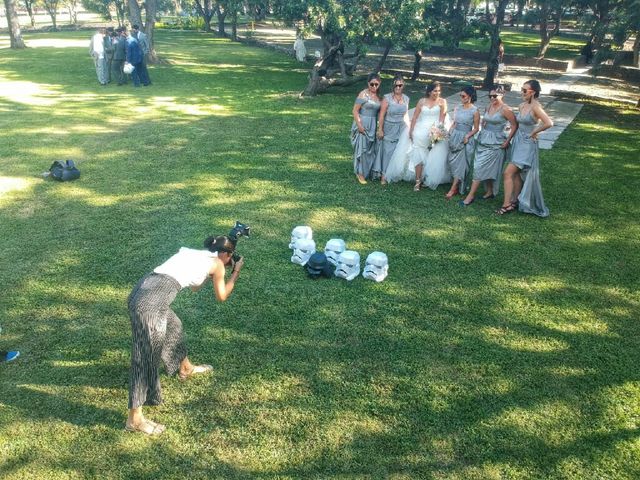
377, 98, 389, 139
530, 102, 553, 139
502, 106, 518, 148
409, 99, 424, 141
352, 90, 368, 134
465, 109, 481, 144
209, 257, 244, 302
439, 99, 447, 124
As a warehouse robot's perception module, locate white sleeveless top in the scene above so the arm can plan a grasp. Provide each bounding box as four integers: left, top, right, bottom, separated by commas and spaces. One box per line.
154, 247, 218, 289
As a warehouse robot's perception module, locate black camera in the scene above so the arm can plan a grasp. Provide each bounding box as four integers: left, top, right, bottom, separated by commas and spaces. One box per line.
228, 221, 250, 243
228, 221, 250, 269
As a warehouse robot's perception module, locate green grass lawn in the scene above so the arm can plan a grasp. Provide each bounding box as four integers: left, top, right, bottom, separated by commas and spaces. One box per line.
1, 30, 639, 479
459, 29, 588, 60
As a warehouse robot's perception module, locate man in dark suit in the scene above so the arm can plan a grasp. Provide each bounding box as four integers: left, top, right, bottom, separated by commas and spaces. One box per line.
112, 27, 128, 85
132, 24, 152, 86
126, 30, 144, 87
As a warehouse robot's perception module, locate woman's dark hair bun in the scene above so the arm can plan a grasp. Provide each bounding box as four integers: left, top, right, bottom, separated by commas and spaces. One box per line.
204, 235, 235, 253
461, 85, 477, 103
526, 79, 542, 98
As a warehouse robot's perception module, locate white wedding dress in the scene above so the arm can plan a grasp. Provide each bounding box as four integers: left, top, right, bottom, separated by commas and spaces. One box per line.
385, 105, 451, 189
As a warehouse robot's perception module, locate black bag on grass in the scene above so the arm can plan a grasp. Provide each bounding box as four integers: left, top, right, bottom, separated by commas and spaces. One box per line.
49, 160, 80, 181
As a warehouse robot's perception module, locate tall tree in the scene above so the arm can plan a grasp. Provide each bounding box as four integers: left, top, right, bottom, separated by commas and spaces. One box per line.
65, 0, 79, 24
482, 0, 509, 88
43, 0, 60, 30
536, 0, 568, 57
128, 0, 159, 62
193, 0, 215, 32
3, 0, 26, 48
23, 0, 37, 28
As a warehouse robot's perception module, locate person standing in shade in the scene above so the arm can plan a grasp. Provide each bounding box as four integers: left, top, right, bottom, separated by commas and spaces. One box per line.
375, 74, 410, 185
460, 87, 517, 206
104, 27, 116, 84
351, 73, 382, 184
126, 30, 144, 87
132, 24, 152, 86
126, 235, 244, 435
497, 79, 553, 216
446, 85, 480, 200
89, 28, 108, 86
112, 27, 128, 86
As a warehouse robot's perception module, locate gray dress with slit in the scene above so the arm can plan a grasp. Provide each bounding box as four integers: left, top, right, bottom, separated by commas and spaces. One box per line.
448, 105, 478, 192
351, 95, 381, 179
511, 110, 550, 217
473, 106, 509, 192
374, 93, 409, 179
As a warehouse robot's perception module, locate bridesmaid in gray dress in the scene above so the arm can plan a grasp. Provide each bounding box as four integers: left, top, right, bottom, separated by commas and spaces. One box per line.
446, 85, 480, 199
497, 80, 553, 216
460, 87, 517, 206
351, 73, 382, 184
375, 74, 410, 184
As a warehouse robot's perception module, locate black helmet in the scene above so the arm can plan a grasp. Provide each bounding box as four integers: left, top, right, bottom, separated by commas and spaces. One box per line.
305, 252, 335, 279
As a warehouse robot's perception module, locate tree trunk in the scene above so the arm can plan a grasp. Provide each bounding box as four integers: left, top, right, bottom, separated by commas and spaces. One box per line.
374, 40, 392, 73
537, 2, 551, 58
3, 0, 26, 48
144, 0, 158, 63
230, 13, 238, 41
515, 0, 526, 28
302, 34, 342, 96
45, 2, 58, 31
216, 6, 226, 37
412, 50, 422, 80
24, 0, 36, 28
128, 0, 143, 30
483, 0, 508, 89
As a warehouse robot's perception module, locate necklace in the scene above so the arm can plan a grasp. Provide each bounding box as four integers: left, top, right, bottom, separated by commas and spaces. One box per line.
392, 94, 403, 104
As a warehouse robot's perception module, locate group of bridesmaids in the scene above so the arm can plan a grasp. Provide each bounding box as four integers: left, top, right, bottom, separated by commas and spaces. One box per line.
350, 73, 554, 217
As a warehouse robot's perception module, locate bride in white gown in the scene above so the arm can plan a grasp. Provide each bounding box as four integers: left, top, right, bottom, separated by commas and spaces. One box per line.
384, 82, 451, 190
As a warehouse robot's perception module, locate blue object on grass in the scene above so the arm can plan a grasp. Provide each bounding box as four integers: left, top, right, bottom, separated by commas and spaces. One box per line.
5, 351, 20, 362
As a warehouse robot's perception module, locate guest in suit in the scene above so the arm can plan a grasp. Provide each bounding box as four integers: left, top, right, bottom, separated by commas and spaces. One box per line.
112, 27, 128, 85
132, 24, 152, 86
126, 30, 144, 87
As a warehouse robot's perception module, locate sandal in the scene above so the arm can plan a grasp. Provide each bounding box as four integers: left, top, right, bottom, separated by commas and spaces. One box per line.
356, 175, 367, 185
178, 364, 213, 382
480, 193, 495, 200
445, 187, 459, 200
495, 204, 517, 215
413, 180, 422, 192
125, 419, 166, 436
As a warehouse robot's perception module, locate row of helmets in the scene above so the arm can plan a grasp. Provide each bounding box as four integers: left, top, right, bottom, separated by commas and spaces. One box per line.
289, 226, 388, 282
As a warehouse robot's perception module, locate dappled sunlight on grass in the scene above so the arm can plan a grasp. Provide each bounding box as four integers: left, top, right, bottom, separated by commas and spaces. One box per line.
0, 77, 61, 106
26, 38, 89, 49
481, 326, 570, 353
0, 176, 36, 196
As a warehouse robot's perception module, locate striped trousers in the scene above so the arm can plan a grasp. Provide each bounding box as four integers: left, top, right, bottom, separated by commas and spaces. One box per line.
128, 273, 187, 409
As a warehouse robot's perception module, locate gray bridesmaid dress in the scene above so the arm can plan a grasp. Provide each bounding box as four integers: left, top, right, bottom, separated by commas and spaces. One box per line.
351, 95, 381, 179
473, 106, 509, 193
510, 110, 550, 217
374, 93, 409, 179
448, 105, 478, 193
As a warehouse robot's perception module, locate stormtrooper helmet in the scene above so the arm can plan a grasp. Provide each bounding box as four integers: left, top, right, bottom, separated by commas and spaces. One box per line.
324, 238, 346, 266
362, 251, 389, 282
289, 226, 313, 249
306, 252, 335, 279
291, 238, 316, 266
334, 250, 360, 281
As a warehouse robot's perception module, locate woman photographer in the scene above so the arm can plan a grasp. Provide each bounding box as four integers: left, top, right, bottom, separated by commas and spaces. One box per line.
126, 235, 244, 435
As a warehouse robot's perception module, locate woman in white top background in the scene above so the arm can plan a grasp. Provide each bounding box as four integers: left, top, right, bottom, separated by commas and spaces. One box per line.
126, 235, 244, 435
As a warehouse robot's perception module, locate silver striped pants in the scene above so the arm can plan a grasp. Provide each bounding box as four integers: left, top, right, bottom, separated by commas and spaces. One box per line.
127, 273, 187, 409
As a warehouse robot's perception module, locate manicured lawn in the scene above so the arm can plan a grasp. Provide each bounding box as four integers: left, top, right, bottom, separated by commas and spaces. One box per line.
460, 29, 588, 60
1, 30, 639, 479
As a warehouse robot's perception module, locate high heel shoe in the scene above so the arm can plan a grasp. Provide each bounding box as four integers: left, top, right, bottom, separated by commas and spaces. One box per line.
413, 180, 422, 191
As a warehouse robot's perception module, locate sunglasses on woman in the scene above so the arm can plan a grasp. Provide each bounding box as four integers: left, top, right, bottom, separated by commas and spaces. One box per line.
488, 94, 499, 98
369, 82, 380, 87
394, 84, 404, 88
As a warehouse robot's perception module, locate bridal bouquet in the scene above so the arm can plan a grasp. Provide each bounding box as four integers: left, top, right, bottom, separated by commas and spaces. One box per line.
428, 123, 448, 150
